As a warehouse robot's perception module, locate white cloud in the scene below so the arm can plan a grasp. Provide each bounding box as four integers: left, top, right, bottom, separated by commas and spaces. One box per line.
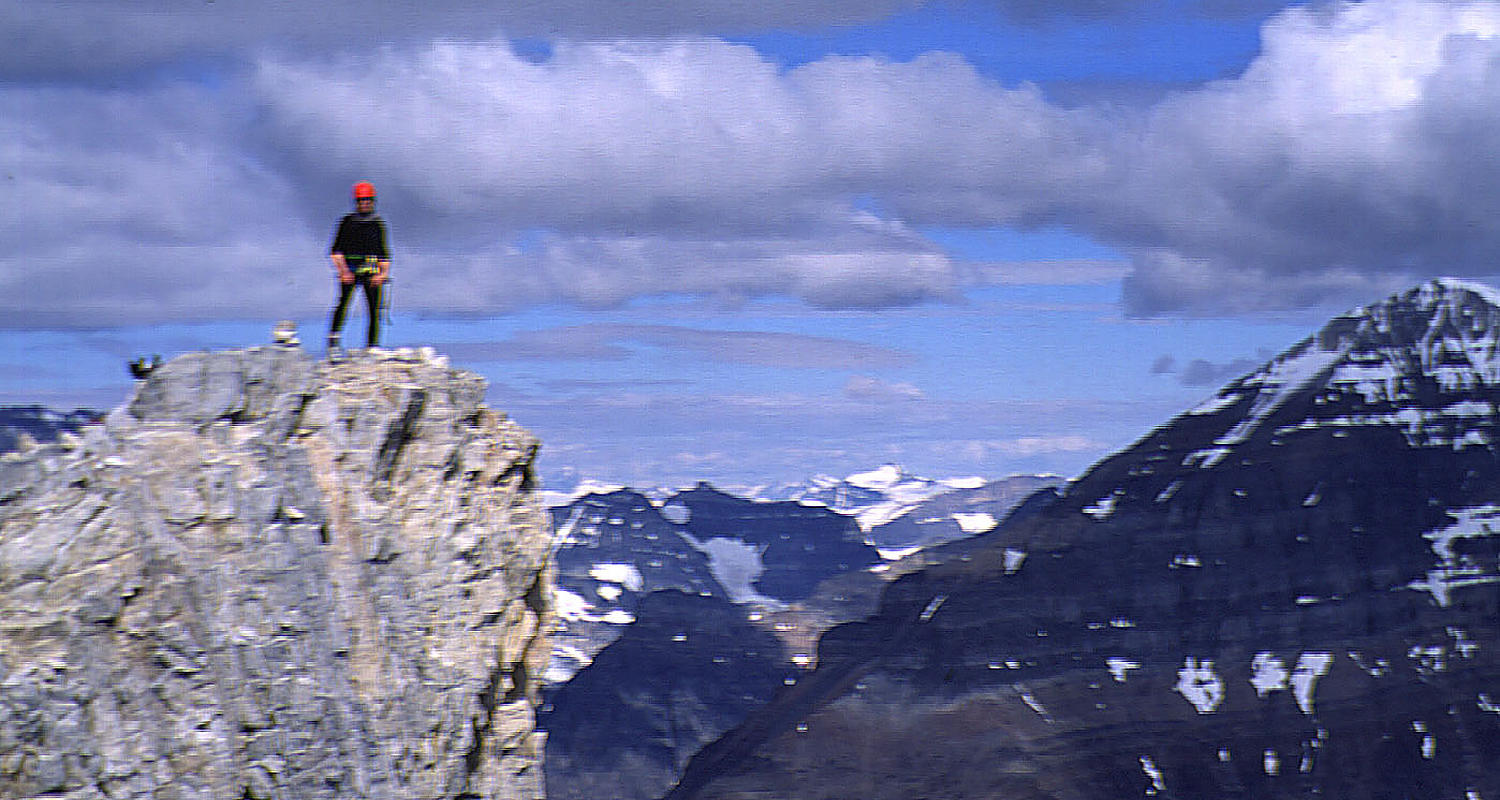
225, 0, 1500, 317
241, 39, 1090, 315
248, 39, 1076, 232
0, 83, 326, 327
3, 37, 1082, 327
1111, 0, 1500, 313
11, 0, 1500, 326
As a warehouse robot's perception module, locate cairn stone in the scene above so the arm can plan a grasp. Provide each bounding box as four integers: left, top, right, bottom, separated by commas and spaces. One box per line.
0, 346, 554, 800
272, 321, 300, 347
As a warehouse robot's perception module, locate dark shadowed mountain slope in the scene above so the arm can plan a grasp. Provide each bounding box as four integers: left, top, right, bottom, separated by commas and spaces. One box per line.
666, 483, 882, 602
541, 591, 795, 800
547, 488, 725, 682
666, 279, 1500, 800
0, 405, 101, 452
544, 482, 887, 685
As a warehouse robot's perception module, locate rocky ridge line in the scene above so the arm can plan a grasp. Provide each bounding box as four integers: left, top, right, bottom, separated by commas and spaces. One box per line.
0, 339, 554, 800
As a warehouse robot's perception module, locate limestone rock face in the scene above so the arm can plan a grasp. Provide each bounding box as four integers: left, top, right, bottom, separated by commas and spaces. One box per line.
0, 343, 553, 800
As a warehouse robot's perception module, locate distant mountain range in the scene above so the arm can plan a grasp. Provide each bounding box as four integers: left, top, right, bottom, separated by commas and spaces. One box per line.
541, 468, 1060, 680
540, 467, 1059, 800
0, 405, 101, 452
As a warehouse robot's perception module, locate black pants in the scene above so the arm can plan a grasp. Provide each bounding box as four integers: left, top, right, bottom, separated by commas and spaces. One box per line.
330, 276, 381, 347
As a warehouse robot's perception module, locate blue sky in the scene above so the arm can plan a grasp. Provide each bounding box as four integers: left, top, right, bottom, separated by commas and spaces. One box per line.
5, 0, 1500, 490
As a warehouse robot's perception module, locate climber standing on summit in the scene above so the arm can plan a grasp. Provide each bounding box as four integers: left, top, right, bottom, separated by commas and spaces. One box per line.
328, 181, 391, 353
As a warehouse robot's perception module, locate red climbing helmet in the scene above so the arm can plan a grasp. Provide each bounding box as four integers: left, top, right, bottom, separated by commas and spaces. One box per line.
352, 181, 377, 201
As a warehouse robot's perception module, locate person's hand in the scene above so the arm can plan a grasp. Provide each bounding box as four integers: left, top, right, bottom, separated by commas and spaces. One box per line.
338, 269, 355, 285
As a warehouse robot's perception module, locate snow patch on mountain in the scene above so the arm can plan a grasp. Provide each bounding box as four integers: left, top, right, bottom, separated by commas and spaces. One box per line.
1108, 657, 1141, 683
952, 512, 998, 534
676, 531, 784, 608
589, 563, 645, 593
659, 501, 690, 525
775, 464, 984, 533
554, 587, 637, 626
542, 480, 628, 509
1409, 505, 1500, 607
1251, 653, 1290, 697
1082, 492, 1119, 519
1291, 653, 1334, 715
1176, 659, 1225, 714
874, 544, 925, 561
1209, 340, 1346, 450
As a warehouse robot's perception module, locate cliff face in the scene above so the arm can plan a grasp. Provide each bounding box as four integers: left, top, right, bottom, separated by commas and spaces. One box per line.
0, 342, 554, 800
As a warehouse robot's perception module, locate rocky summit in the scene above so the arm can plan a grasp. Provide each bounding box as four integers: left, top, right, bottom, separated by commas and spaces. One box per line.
0, 338, 554, 800
666, 279, 1500, 800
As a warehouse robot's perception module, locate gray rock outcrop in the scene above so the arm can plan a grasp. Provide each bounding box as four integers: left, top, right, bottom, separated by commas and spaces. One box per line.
0, 341, 553, 800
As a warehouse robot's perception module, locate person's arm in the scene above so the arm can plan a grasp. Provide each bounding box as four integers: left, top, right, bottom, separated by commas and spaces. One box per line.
331, 253, 354, 284
371, 220, 391, 286
330, 218, 355, 284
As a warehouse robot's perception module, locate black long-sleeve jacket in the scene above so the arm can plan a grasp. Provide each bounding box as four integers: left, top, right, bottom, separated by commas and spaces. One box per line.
330, 213, 390, 262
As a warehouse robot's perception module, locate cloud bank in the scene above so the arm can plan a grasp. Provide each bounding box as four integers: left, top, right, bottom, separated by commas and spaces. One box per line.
6, 0, 1500, 327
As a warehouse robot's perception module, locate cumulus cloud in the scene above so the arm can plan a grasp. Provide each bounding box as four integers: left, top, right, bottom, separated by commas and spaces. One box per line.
248, 40, 1081, 232
5, 37, 1083, 327
239, 0, 1500, 317
1110, 0, 1500, 313
0, 82, 327, 327
10, 0, 1500, 326
242, 39, 1091, 315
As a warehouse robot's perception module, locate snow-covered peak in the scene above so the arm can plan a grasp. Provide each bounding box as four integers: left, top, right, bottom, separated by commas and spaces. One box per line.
1430, 276, 1500, 309
551, 467, 1049, 540
771, 465, 964, 531
1336, 278, 1500, 376
1181, 279, 1500, 456
846, 464, 906, 490
541, 480, 629, 508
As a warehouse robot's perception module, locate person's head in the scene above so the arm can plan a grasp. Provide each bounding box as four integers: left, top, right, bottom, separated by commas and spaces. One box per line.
352, 181, 376, 212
